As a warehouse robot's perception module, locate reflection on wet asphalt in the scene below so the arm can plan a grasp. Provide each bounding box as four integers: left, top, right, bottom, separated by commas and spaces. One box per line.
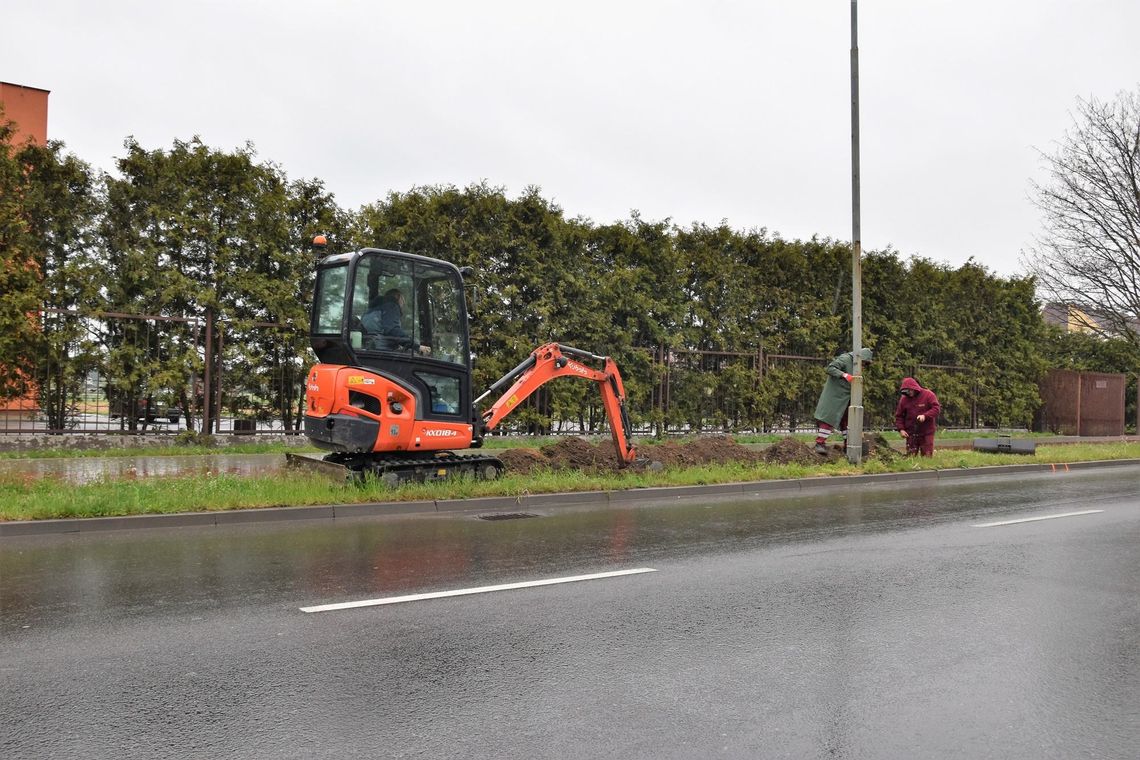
2, 466, 1138, 759
2, 467, 1132, 628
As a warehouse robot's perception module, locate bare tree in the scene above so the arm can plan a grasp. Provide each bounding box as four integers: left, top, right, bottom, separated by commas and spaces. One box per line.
1026, 88, 1140, 347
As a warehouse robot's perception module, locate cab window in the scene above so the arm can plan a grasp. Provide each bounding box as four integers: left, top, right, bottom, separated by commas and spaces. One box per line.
313, 265, 348, 334
349, 254, 467, 366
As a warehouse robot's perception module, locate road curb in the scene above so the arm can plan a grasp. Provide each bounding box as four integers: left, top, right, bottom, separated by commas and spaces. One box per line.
3, 458, 1139, 537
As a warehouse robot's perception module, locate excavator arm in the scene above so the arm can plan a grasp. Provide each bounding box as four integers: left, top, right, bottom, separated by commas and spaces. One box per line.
476, 343, 639, 465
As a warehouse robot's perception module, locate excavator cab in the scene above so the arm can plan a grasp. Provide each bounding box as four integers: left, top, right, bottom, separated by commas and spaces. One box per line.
304, 246, 485, 467
310, 247, 473, 423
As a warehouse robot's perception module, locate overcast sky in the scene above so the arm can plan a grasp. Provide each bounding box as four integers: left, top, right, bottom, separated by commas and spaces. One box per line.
4, 1, 1139, 276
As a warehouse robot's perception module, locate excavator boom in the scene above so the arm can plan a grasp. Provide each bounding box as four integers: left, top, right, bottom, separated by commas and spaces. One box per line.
477, 343, 638, 465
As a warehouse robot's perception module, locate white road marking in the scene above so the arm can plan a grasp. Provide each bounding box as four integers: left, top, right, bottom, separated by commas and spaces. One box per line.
300, 567, 658, 613
972, 509, 1103, 528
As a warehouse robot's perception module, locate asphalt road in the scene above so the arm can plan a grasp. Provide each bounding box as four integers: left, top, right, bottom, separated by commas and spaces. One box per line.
2, 466, 1138, 759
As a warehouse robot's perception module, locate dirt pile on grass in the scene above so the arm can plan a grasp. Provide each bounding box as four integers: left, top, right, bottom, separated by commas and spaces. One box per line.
867, 432, 900, 462
642, 436, 762, 467
494, 435, 761, 475
761, 437, 824, 465
493, 447, 549, 474
797, 432, 902, 463
544, 437, 616, 470
493, 433, 903, 476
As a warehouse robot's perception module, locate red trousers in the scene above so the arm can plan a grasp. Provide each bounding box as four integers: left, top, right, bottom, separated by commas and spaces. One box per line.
905, 432, 935, 456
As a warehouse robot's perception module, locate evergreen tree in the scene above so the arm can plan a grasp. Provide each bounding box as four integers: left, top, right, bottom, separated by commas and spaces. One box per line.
0, 115, 100, 428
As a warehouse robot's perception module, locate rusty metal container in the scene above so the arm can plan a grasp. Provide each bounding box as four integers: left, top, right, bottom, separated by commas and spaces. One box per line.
1036, 370, 1125, 436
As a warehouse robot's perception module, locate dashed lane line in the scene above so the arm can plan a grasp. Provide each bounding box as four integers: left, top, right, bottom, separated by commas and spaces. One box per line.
300, 567, 658, 613
972, 509, 1104, 528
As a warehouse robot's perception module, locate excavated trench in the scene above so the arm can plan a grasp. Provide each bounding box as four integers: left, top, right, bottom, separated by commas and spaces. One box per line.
494, 433, 899, 475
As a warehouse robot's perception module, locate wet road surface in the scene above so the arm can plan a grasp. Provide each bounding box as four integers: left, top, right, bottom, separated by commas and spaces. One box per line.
2, 466, 1138, 758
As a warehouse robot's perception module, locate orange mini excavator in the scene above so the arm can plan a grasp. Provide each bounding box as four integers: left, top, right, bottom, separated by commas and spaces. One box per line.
299, 237, 639, 484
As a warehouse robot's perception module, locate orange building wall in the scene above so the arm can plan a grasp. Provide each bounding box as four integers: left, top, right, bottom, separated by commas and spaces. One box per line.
0, 82, 50, 416
0, 81, 50, 145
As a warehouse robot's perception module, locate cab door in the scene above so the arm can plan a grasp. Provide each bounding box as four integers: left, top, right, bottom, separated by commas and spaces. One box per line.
346, 251, 473, 425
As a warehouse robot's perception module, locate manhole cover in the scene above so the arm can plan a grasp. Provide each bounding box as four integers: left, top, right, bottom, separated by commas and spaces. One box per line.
476, 512, 540, 521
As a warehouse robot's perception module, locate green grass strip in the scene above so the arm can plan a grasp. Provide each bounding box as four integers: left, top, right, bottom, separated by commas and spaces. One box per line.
2, 442, 1138, 522
0, 429, 1055, 460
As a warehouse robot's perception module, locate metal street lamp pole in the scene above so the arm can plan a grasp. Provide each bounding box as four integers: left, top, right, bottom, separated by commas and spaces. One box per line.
847, 0, 865, 464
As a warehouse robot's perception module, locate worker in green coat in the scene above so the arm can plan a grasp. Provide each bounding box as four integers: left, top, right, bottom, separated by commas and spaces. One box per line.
812, 347, 873, 454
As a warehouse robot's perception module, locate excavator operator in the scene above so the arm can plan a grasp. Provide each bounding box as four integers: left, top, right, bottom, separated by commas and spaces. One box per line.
362, 289, 430, 354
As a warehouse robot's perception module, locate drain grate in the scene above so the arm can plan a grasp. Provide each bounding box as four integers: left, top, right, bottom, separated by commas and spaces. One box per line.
476, 512, 540, 521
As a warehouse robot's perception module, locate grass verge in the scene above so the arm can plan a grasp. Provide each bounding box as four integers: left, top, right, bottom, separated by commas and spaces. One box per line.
0, 429, 1049, 460
2, 442, 1138, 522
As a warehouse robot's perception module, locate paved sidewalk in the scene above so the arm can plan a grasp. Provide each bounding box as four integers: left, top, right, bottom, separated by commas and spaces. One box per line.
916, 434, 1140, 450
743, 434, 1140, 453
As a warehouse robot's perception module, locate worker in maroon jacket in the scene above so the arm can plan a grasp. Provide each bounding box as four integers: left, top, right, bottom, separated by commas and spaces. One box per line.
895, 377, 941, 456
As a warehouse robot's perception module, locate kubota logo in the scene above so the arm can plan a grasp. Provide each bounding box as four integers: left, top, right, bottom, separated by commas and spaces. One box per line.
566, 361, 590, 376
425, 429, 459, 437
307, 384, 320, 392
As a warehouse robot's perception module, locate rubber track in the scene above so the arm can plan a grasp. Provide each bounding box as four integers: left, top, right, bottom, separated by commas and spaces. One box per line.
378, 452, 503, 484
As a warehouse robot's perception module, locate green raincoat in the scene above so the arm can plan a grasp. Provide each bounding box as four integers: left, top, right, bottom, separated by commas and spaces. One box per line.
812, 348, 873, 428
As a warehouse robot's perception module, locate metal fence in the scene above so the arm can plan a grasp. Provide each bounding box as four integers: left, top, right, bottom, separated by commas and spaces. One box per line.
653, 350, 984, 434
0, 310, 309, 436
506, 348, 991, 437
0, 315, 1035, 439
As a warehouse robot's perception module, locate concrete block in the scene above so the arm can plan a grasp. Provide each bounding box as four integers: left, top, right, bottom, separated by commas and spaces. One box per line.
973, 438, 1036, 455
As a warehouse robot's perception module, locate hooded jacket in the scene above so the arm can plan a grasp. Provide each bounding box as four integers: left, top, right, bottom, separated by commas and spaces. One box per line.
812, 348, 873, 428
894, 377, 940, 436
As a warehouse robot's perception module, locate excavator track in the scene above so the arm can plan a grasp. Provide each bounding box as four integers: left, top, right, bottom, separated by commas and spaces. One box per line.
288, 450, 504, 486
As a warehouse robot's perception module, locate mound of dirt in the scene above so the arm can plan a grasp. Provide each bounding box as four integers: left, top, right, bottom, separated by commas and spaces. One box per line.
544, 437, 617, 470
643, 435, 763, 466
493, 447, 549, 475
799, 432, 902, 463
492, 432, 904, 476
866, 432, 901, 462
762, 436, 826, 465
494, 434, 763, 475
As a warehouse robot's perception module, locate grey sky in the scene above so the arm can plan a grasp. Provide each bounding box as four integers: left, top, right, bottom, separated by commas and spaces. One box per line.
4, 1, 1139, 276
